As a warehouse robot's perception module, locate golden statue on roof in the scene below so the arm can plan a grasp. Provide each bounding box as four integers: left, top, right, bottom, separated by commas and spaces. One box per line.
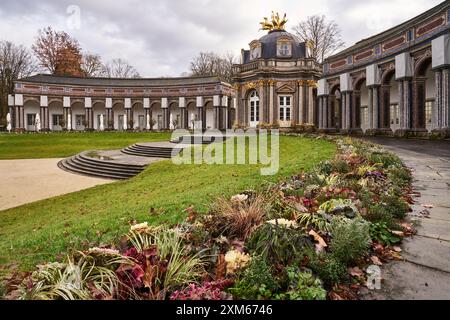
259, 12, 288, 31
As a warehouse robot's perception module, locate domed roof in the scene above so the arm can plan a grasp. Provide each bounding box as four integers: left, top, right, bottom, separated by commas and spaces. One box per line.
258, 30, 306, 60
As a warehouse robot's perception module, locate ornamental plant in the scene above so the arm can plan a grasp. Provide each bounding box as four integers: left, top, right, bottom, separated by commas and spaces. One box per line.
248, 221, 312, 265
329, 217, 371, 265
275, 266, 326, 300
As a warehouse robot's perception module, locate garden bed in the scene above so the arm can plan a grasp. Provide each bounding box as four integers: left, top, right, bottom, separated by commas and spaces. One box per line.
2, 135, 414, 300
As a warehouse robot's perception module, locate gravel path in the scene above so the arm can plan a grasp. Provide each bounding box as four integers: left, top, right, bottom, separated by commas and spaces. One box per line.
0, 158, 111, 211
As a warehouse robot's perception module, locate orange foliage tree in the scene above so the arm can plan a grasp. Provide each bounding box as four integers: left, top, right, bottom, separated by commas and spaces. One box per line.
32, 27, 84, 77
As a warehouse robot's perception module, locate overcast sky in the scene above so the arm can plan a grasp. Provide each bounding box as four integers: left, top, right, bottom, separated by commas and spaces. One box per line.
0, 0, 443, 77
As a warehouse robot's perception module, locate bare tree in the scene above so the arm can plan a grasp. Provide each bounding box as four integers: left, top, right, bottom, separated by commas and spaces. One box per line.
100, 58, 140, 78
81, 53, 103, 77
32, 26, 83, 76
292, 15, 345, 63
0, 41, 37, 123
190, 51, 236, 83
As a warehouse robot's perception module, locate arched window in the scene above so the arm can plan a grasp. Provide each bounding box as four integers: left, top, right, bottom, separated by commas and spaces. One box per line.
249, 90, 260, 127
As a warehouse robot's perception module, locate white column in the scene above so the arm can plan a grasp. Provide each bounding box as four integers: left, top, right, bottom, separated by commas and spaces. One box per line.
443, 69, 449, 128
269, 84, 274, 124
299, 84, 304, 124
368, 88, 374, 129
372, 87, 379, 129
308, 86, 314, 123
402, 80, 411, 129
318, 97, 323, 129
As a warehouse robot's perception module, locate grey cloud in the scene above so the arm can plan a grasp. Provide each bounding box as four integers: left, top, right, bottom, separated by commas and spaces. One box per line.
0, 0, 443, 77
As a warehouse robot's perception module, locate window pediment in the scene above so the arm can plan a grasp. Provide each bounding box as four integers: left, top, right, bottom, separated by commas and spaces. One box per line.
276, 84, 295, 93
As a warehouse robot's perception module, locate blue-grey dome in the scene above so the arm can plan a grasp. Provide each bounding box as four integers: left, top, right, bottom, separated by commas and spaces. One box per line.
258, 30, 306, 59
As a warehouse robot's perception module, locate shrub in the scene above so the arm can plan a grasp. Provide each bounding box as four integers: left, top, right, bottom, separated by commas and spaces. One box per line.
387, 167, 411, 188
274, 266, 326, 300
297, 212, 331, 232
308, 252, 347, 286
315, 161, 334, 176
369, 152, 402, 168
365, 204, 396, 228
319, 199, 359, 218
330, 217, 371, 265
380, 194, 410, 219
229, 256, 279, 300
331, 160, 351, 174
247, 221, 312, 265
208, 195, 270, 240
268, 192, 297, 220
370, 222, 402, 246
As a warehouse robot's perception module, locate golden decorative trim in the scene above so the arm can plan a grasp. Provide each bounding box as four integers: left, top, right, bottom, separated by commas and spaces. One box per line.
306, 80, 318, 88
244, 82, 257, 90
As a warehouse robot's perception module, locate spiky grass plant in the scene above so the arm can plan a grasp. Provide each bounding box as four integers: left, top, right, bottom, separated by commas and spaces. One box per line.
209, 194, 271, 241
19, 250, 134, 300
127, 227, 205, 300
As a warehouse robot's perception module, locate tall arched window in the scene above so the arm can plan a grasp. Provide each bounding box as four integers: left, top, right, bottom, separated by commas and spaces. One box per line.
249, 90, 260, 127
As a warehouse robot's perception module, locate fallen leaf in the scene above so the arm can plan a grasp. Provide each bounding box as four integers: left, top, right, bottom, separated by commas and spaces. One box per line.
393, 246, 402, 252
309, 230, 327, 248
391, 230, 405, 237
422, 204, 434, 208
370, 256, 383, 266
348, 267, 364, 277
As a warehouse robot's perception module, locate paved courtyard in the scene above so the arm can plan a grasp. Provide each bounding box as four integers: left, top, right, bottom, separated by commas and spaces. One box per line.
0, 158, 112, 211
363, 137, 450, 300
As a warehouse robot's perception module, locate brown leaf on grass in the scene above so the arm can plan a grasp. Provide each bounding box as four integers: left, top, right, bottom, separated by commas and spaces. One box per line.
183, 205, 197, 222
309, 230, 328, 251
348, 267, 364, 277
370, 256, 383, 266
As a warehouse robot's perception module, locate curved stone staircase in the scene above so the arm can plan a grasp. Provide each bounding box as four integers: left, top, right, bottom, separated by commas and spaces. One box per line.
121, 143, 182, 158
58, 152, 146, 180
170, 135, 224, 145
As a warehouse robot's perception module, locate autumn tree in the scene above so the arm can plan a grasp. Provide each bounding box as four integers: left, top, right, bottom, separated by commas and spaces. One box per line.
292, 15, 345, 63
100, 58, 140, 78
81, 53, 103, 77
32, 26, 84, 76
0, 41, 37, 124
189, 51, 236, 83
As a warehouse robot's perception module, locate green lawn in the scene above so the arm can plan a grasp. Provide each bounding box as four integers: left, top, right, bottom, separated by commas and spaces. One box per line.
0, 132, 171, 159
0, 135, 336, 272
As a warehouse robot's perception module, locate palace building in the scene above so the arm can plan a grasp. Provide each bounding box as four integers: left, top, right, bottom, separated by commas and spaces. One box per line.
232, 13, 321, 128
10, 75, 235, 131
7, 2, 450, 137
317, 1, 450, 137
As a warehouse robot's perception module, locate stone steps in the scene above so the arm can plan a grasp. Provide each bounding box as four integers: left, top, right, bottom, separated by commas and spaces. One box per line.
58, 153, 146, 180
170, 135, 224, 144
121, 144, 182, 158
